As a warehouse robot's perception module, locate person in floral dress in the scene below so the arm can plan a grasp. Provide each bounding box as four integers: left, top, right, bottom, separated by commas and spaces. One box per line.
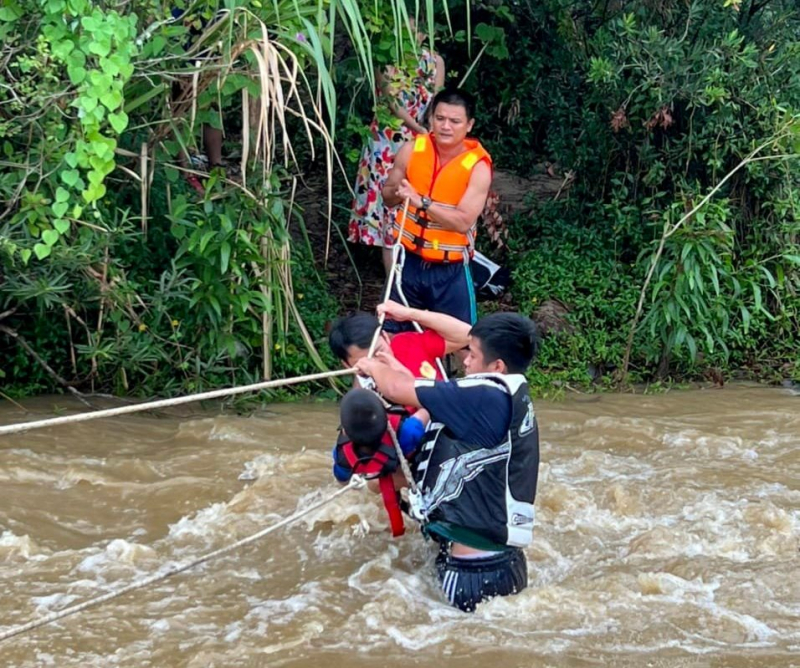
348, 32, 445, 273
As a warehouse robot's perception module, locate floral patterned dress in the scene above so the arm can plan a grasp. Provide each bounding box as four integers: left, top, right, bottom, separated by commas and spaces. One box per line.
348, 50, 438, 247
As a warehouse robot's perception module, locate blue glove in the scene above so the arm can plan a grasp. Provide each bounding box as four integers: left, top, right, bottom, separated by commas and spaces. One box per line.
331, 444, 352, 483
398, 416, 426, 456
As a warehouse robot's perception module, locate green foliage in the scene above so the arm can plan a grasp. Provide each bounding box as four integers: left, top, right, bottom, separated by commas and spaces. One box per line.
3, 0, 800, 400
462, 0, 800, 385
1, 0, 418, 399
509, 209, 641, 387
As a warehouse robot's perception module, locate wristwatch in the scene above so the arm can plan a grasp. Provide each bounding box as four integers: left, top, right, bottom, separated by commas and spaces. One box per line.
420, 196, 432, 212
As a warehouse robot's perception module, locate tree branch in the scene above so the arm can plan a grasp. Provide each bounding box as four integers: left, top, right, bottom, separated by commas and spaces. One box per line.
0, 324, 95, 408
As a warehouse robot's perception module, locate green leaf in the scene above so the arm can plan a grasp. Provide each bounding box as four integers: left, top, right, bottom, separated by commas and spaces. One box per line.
164, 166, 179, 184
20, 248, 32, 264
740, 305, 751, 333
67, 49, 86, 67
33, 243, 52, 260
108, 110, 128, 134
0, 4, 23, 21
67, 65, 87, 85
760, 266, 776, 288
51, 38, 74, 60
208, 294, 222, 319
710, 264, 720, 296
55, 187, 70, 202
52, 201, 69, 218
99, 57, 119, 77
752, 283, 762, 311
61, 169, 80, 186
80, 14, 98, 31
686, 332, 697, 361
88, 39, 111, 58
82, 182, 106, 202
68, 0, 87, 15
53, 219, 71, 234
170, 223, 186, 240
80, 95, 98, 113
42, 229, 59, 246
150, 35, 167, 56
100, 90, 123, 112
220, 241, 231, 274
124, 83, 167, 114
90, 139, 113, 160
199, 230, 216, 253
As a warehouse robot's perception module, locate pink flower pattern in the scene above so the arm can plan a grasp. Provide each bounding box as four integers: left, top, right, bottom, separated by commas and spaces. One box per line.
348, 50, 437, 247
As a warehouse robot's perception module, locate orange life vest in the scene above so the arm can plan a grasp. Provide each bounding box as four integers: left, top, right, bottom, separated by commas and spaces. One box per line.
393, 134, 492, 263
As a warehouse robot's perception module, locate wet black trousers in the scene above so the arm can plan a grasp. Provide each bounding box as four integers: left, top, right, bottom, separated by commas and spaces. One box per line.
435, 545, 528, 612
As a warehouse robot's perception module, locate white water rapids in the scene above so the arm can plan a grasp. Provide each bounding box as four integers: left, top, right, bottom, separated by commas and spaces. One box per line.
0, 384, 798, 667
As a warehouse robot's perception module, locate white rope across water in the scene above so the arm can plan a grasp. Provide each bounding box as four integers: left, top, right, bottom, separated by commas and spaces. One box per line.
0, 475, 365, 643
0, 368, 356, 438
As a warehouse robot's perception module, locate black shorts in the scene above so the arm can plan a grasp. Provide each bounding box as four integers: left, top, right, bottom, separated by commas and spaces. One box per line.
385, 252, 476, 333
435, 545, 528, 612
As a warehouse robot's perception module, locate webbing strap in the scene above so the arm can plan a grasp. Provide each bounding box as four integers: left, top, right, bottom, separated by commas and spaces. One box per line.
379, 475, 405, 536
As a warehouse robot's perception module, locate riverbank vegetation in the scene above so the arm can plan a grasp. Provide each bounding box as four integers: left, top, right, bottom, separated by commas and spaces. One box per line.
1, 0, 799, 400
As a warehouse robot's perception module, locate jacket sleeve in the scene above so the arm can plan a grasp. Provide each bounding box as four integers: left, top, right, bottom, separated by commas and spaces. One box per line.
332, 431, 353, 483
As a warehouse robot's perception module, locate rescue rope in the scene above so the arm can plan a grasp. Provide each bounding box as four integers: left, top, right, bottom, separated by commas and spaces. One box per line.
0, 368, 357, 438
385, 419, 419, 494
366, 197, 447, 378
367, 198, 411, 358
363, 197, 424, 494
391, 253, 448, 380
0, 475, 366, 643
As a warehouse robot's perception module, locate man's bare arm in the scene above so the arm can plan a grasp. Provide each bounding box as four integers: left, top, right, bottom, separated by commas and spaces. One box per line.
395, 161, 492, 234
377, 301, 470, 354
382, 142, 413, 208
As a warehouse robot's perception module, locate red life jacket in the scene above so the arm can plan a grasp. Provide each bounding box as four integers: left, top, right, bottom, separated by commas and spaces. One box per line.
340, 412, 407, 537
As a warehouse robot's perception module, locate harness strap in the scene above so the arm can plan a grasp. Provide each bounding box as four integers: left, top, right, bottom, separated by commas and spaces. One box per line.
340, 439, 405, 536
379, 475, 405, 537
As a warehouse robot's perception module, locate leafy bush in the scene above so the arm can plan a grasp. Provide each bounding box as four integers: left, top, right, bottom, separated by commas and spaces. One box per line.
465, 0, 800, 385
1, 0, 413, 399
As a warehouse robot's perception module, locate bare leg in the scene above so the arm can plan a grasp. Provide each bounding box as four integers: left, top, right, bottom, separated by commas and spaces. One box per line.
203, 125, 224, 166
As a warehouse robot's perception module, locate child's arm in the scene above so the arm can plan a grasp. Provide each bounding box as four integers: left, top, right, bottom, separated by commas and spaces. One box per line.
397, 409, 429, 456
331, 434, 353, 483
413, 408, 430, 426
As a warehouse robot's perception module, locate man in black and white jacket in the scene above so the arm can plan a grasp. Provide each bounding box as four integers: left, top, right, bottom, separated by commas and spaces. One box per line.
355, 312, 540, 612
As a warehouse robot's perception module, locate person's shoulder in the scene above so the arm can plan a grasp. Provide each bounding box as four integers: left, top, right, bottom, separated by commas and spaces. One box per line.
453, 375, 512, 402
472, 160, 492, 174
390, 330, 422, 350
455, 374, 509, 389
468, 158, 492, 185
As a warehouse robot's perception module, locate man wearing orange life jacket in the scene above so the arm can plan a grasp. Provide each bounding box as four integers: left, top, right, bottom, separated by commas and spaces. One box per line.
382, 88, 492, 332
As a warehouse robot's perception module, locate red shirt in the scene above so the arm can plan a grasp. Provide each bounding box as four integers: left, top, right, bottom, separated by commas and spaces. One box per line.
390, 329, 446, 380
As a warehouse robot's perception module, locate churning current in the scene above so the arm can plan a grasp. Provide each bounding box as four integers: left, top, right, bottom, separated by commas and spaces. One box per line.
0, 384, 798, 667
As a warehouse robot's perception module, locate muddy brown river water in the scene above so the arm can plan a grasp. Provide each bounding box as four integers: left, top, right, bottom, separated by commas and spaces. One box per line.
0, 384, 798, 667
